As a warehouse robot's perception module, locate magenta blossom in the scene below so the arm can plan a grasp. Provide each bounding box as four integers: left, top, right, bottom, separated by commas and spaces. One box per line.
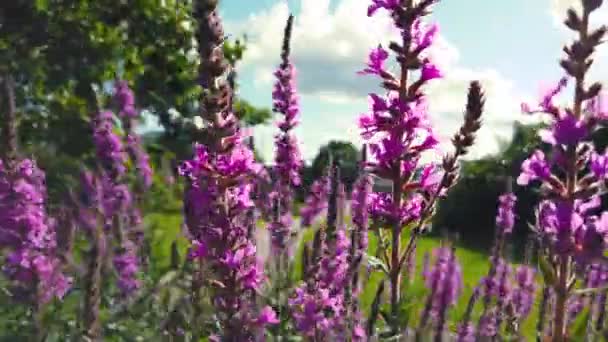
0, 159, 72, 303
517, 150, 551, 185
590, 149, 608, 179
358, 45, 390, 76
496, 193, 517, 234
539, 112, 588, 146
521, 77, 568, 116
367, 0, 401, 17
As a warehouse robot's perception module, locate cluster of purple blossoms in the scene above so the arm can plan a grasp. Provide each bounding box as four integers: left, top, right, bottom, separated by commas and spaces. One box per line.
180, 1, 279, 337
269, 14, 303, 252
290, 185, 353, 338
300, 174, 330, 227
358, 0, 445, 241
92, 111, 128, 178
113, 80, 153, 189
496, 193, 516, 234
83, 99, 151, 295
517, 73, 608, 263
0, 159, 71, 303
358, 0, 486, 331
351, 170, 373, 259
114, 79, 137, 118
181, 141, 272, 333
419, 247, 462, 337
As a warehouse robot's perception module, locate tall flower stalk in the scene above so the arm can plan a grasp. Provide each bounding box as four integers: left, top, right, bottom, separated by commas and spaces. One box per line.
269, 13, 302, 254
516, 1, 607, 340
359, 0, 484, 328
78, 80, 150, 338
0, 75, 71, 340
179, 0, 276, 339
289, 165, 351, 339
268, 13, 303, 333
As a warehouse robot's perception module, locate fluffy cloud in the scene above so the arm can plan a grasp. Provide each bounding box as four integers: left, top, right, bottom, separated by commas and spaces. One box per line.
229, 0, 531, 162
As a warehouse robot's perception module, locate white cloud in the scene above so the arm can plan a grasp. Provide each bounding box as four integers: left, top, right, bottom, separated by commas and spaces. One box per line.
234, 0, 531, 163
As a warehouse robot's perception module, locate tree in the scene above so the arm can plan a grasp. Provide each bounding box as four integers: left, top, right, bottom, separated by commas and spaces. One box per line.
0, 0, 270, 197
0, 0, 270, 151
309, 140, 360, 192
432, 122, 544, 255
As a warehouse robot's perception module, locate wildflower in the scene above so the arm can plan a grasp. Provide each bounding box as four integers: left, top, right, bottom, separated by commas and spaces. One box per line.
270, 14, 303, 252
496, 193, 517, 234
517, 150, 551, 186
0, 159, 71, 303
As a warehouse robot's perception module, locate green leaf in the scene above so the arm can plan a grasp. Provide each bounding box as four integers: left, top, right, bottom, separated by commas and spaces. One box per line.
35, 0, 49, 11
366, 255, 390, 275
538, 255, 556, 285
158, 270, 179, 286
570, 307, 591, 339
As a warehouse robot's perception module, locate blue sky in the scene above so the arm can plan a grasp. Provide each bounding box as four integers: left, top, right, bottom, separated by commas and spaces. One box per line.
192, 0, 607, 163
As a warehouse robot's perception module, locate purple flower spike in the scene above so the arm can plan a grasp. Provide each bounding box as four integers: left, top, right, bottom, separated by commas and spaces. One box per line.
92, 111, 128, 177
496, 193, 517, 234
456, 323, 476, 342
423, 247, 463, 320
270, 14, 303, 252
511, 265, 536, 319
300, 175, 330, 227
114, 80, 137, 118
0, 159, 72, 303
113, 242, 141, 295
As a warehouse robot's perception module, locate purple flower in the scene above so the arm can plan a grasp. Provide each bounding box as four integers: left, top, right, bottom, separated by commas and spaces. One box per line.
496, 193, 517, 234
421, 61, 443, 82
590, 149, 608, 179
255, 306, 280, 326
92, 111, 128, 177
300, 175, 330, 227
478, 311, 498, 337
511, 265, 536, 319
422, 247, 463, 323
0, 159, 72, 303
517, 150, 551, 185
369, 192, 424, 227
521, 77, 568, 116
456, 323, 476, 342
367, 0, 401, 17
358, 45, 389, 76
412, 20, 440, 52
539, 112, 588, 146
126, 134, 153, 189
270, 19, 303, 252
113, 242, 141, 295
289, 287, 334, 337
114, 80, 137, 118
351, 173, 372, 252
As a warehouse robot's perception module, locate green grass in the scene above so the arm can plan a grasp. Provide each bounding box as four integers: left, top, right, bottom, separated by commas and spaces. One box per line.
145, 212, 540, 339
